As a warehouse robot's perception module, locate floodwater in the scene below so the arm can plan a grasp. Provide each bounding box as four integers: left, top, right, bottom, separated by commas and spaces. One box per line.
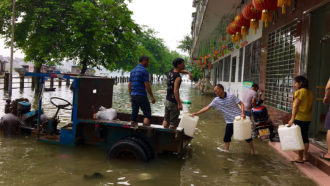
0, 81, 316, 186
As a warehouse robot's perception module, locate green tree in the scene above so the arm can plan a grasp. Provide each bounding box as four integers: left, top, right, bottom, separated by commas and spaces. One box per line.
177, 34, 192, 54
0, 0, 72, 69
66, 0, 139, 74
185, 57, 203, 82
134, 28, 173, 80
0, 0, 139, 74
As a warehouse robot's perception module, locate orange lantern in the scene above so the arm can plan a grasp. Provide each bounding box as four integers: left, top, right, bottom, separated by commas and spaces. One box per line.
277, 0, 291, 14
253, 0, 277, 28
243, 3, 262, 34
235, 13, 250, 39
235, 32, 242, 43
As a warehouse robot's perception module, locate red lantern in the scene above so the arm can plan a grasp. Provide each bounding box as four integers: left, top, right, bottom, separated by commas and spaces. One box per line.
228, 22, 241, 43
235, 13, 250, 27
226, 25, 235, 35
230, 22, 241, 34
235, 13, 250, 39
252, 0, 277, 28
243, 3, 261, 34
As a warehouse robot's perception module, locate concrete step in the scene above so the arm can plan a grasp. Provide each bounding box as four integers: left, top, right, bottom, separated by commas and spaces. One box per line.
307, 144, 330, 176
269, 142, 330, 186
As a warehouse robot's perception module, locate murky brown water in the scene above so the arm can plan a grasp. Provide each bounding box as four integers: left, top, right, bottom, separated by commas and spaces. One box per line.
0, 82, 316, 186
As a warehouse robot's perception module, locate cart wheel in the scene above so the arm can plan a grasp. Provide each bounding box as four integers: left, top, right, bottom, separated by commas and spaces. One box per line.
127, 136, 155, 160
108, 139, 148, 162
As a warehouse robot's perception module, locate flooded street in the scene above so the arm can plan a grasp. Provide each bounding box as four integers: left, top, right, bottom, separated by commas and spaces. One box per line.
0, 82, 316, 186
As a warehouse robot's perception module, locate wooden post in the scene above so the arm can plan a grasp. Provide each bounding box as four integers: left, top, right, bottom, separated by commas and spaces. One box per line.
50, 77, 54, 88
58, 78, 62, 87
8, 0, 16, 96
4, 72, 9, 91
19, 75, 24, 89
32, 76, 35, 89
66, 78, 70, 86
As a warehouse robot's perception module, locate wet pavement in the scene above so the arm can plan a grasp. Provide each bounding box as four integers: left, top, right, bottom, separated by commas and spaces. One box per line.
0, 82, 316, 185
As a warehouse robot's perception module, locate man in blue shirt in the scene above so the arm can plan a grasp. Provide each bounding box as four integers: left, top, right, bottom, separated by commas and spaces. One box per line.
128, 55, 156, 126
192, 84, 255, 155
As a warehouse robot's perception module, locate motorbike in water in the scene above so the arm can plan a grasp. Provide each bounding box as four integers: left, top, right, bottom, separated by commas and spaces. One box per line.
251, 96, 277, 141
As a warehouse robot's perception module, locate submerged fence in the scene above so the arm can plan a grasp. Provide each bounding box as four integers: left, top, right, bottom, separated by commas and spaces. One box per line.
0, 73, 162, 91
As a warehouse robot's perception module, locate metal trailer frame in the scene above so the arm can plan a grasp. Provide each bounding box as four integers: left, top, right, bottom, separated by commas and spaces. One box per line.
24, 72, 192, 157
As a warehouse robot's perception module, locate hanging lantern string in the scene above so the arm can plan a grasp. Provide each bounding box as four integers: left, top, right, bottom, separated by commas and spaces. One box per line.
277, 0, 291, 14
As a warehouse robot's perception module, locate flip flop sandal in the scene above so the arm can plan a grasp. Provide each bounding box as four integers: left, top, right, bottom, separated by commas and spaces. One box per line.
320, 154, 330, 162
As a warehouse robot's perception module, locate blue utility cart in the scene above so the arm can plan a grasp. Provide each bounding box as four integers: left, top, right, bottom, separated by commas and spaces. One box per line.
12, 72, 192, 161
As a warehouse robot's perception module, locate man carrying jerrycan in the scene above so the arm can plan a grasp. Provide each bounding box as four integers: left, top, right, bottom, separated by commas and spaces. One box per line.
192, 84, 255, 154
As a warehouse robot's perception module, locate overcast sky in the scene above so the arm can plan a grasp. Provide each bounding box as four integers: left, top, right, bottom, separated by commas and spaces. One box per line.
0, 0, 194, 59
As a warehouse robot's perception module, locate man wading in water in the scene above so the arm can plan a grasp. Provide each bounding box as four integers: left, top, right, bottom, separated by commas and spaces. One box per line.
129, 55, 156, 126
192, 84, 255, 154
162, 58, 192, 129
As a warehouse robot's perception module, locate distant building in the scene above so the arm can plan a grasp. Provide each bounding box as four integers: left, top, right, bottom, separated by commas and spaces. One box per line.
71, 66, 81, 74
40, 65, 56, 73
86, 68, 96, 76
71, 66, 95, 76
0, 60, 8, 74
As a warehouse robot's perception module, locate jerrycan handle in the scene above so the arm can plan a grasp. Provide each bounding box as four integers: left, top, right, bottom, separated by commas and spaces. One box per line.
285, 123, 297, 127
235, 116, 242, 120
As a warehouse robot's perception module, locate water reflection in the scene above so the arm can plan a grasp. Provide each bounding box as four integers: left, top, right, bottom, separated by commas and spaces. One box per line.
0, 82, 316, 185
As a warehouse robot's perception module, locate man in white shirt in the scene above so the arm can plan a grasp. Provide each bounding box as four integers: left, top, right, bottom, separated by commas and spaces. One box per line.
192, 84, 255, 154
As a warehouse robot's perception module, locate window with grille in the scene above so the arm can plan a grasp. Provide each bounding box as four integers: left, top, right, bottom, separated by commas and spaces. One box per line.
244, 39, 261, 84
231, 57, 237, 82
223, 56, 231, 81
218, 59, 223, 81
238, 48, 243, 82
264, 21, 297, 112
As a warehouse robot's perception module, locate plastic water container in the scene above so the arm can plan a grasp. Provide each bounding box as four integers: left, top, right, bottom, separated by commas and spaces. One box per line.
278, 124, 304, 151
178, 114, 199, 137
233, 116, 252, 140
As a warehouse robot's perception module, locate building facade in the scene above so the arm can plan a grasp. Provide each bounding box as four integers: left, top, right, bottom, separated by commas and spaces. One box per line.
190, 0, 330, 147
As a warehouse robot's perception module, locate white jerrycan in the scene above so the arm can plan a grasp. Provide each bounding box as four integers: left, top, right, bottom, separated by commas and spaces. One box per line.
278, 124, 304, 151
178, 113, 199, 137
233, 116, 252, 140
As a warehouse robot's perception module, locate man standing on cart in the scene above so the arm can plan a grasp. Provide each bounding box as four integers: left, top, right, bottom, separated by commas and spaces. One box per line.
129, 55, 156, 126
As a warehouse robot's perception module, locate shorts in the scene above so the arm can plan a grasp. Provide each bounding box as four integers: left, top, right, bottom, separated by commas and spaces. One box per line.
164, 100, 180, 127
223, 123, 253, 143
130, 95, 151, 121
325, 107, 330, 130
294, 119, 310, 143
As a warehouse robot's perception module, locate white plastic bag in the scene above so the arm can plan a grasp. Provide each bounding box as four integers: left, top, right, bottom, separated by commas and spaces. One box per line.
96, 106, 117, 120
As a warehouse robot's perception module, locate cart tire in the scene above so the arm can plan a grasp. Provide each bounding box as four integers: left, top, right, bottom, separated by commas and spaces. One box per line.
127, 136, 155, 160
108, 139, 148, 162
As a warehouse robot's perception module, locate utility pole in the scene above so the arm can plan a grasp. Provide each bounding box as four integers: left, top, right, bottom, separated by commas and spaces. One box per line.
8, 0, 16, 96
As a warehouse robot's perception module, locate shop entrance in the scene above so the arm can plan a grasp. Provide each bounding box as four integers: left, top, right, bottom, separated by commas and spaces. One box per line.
308, 3, 330, 149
